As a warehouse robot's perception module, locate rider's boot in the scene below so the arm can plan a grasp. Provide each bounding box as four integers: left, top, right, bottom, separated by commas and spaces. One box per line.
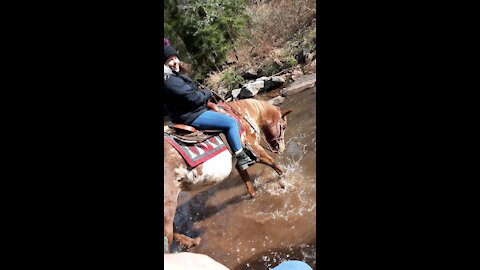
235, 149, 256, 170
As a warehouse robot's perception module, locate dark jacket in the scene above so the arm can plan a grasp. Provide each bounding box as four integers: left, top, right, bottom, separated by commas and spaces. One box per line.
164, 68, 212, 125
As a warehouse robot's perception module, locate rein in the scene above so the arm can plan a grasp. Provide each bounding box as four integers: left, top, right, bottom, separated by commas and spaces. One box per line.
211, 91, 281, 154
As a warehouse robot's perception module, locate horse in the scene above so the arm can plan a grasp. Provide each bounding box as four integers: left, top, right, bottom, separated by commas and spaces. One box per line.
164, 98, 292, 252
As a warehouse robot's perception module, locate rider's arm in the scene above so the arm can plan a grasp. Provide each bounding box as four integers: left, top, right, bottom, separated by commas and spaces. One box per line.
166, 77, 212, 107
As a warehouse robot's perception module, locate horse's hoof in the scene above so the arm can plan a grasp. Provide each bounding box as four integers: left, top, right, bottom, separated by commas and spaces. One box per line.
249, 191, 257, 198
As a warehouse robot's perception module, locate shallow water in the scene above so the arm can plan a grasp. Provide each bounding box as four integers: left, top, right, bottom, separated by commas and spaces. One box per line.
172, 87, 317, 269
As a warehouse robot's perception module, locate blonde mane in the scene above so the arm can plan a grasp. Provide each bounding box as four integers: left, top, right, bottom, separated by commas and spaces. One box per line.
228, 99, 281, 126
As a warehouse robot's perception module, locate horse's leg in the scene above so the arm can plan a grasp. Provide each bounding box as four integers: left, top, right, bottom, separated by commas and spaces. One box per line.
164, 141, 183, 253
235, 164, 257, 198
250, 144, 285, 175
164, 200, 176, 253
173, 228, 201, 250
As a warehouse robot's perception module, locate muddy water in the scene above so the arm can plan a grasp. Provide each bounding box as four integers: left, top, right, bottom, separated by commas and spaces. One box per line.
172, 87, 317, 269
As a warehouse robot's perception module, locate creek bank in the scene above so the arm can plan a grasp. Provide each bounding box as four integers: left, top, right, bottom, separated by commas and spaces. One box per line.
218, 67, 316, 106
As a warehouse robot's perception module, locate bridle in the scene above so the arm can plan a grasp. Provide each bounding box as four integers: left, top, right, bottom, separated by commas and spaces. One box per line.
264, 118, 286, 153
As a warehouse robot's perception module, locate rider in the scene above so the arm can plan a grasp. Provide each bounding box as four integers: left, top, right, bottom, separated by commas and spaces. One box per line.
163, 44, 255, 170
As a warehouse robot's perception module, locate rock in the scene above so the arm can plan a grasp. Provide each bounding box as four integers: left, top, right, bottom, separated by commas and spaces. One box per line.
268, 96, 285, 106
239, 81, 265, 99
241, 68, 260, 80
271, 75, 286, 84
291, 69, 304, 81
255, 76, 270, 82
264, 76, 286, 91
306, 53, 315, 64
215, 87, 229, 97
303, 59, 316, 74
280, 73, 316, 97
295, 48, 309, 64
231, 88, 242, 99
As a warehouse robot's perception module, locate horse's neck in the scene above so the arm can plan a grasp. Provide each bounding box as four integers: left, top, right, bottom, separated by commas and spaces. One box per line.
229, 100, 277, 128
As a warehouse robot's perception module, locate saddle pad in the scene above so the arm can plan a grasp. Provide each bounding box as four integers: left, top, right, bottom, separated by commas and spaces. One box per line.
164, 132, 228, 168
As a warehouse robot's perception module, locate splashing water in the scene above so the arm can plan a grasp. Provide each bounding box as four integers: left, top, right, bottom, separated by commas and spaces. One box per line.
171, 88, 317, 269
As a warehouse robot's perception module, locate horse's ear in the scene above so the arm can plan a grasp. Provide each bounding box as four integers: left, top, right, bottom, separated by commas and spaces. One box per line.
281, 109, 293, 117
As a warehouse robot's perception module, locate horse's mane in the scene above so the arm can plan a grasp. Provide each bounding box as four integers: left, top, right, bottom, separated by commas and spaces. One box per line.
228, 99, 280, 123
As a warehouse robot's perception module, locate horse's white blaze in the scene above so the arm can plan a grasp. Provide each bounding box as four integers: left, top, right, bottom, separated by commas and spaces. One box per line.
175, 150, 233, 188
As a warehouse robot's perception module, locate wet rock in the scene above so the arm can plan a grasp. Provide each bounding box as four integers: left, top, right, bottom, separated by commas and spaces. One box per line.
239, 81, 265, 99
280, 73, 316, 97
268, 96, 285, 106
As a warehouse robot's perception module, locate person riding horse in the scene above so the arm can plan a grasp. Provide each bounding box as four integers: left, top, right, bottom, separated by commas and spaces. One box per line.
163, 45, 255, 170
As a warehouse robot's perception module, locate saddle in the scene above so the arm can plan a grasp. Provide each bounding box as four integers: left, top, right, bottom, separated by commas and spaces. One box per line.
165, 123, 224, 144
164, 104, 242, 146
164, 105, 259, 160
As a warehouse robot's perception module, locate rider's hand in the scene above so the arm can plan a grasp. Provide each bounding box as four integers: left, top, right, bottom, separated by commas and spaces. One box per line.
207, 101, 220, 112
164, 252, 230, 270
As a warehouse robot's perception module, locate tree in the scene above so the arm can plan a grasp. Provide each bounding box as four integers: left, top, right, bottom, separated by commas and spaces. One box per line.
164, 0, 250, 82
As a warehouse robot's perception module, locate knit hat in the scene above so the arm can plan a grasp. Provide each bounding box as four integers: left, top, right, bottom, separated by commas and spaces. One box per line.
164, 45, 179, 63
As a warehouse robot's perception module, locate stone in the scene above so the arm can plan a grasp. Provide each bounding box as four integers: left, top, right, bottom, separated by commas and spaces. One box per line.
268, 96, 285, 106
241, 68, 260, 80
263, 76, 286, 91
215, 87, 229, 98
255, 76, 270, 82
291, 69, 304, 81
239, 81, 265, 99
231, 88, 242, 99
280, 73, 316, 97
303, 59, 316, 74
295, 48, 309, 64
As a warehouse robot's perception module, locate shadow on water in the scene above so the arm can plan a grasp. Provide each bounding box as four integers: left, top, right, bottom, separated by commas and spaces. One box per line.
172, 174, 254, 251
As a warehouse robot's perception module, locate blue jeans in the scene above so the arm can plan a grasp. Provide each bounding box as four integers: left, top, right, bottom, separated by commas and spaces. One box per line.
190, 111, 243, 153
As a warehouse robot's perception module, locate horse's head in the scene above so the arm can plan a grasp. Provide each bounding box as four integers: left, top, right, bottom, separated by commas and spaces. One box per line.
264, 108, 293, 153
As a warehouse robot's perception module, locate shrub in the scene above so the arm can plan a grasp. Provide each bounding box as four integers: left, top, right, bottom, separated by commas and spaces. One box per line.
223, 69, 244, 89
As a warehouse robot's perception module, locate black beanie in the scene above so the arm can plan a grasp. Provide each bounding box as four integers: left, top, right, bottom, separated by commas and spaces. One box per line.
164, 45, 179, 63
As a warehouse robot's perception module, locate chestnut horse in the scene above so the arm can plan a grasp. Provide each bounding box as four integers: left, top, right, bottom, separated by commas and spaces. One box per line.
164, 99, 292, 252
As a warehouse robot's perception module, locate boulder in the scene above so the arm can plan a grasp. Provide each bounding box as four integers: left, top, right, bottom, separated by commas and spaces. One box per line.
264, 76, 286, 91
231, 88, 242, 99
255, 76, 270, 82
280, 73, 316, 97
239, 81, 265, 99
254, 75, 286, 92
241, 68, 261, 80
268, 96, 285, 106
